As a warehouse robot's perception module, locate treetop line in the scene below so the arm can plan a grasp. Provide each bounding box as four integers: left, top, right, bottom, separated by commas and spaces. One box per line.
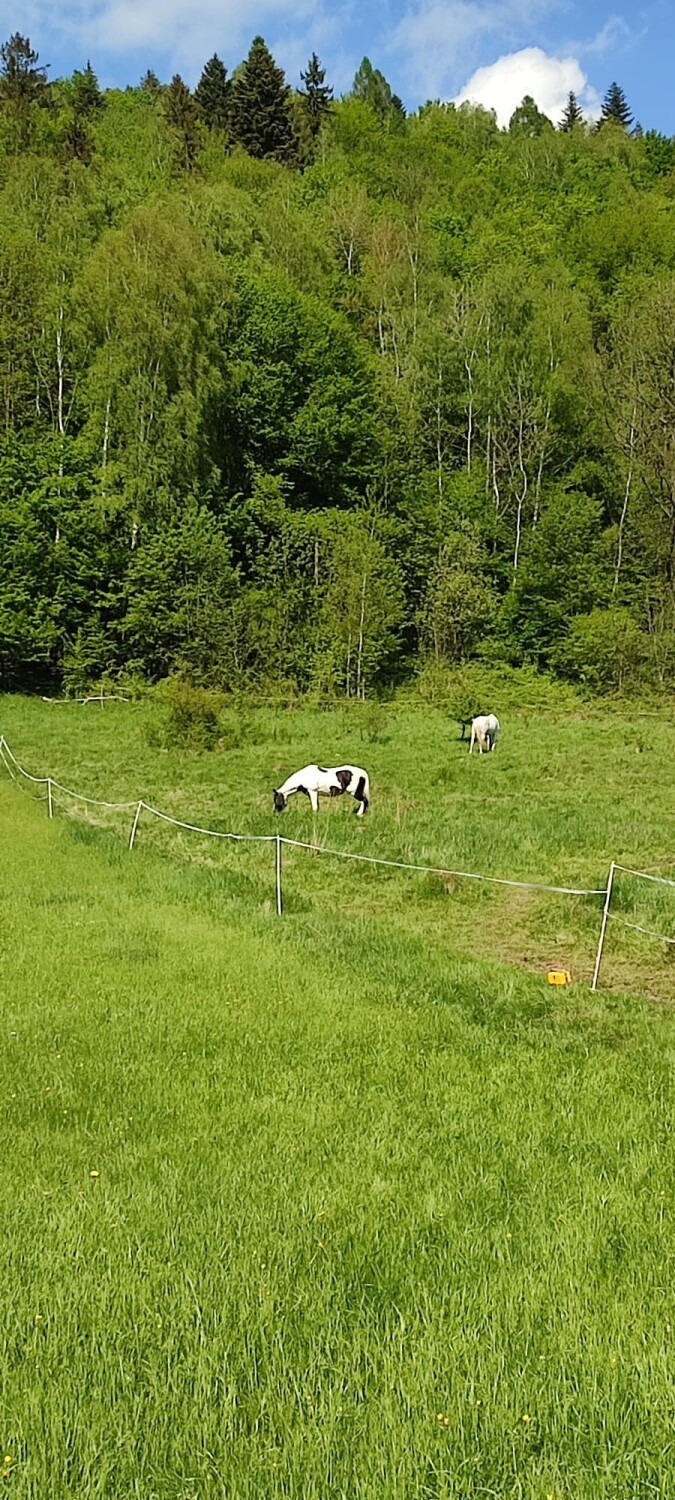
0, 31, 646, 165
1, 30, 674, 700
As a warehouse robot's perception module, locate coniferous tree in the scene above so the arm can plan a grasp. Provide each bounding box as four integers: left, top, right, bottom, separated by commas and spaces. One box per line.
195, 54, 230, 131
0, 33, 49, 149
600, 81, 633, 130
63, 114, 94, 164
229, 36, 296, 164
559, 90, 583, 132
0, 33, 48, 108
140, 68, 162, 96
72, 60, 103, 118
299, 52, 333, 140
352, 57, 405, 122
163, 74, 201, 171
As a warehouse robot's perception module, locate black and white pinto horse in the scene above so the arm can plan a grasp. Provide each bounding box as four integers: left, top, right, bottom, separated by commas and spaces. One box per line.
273, 764, 370, 816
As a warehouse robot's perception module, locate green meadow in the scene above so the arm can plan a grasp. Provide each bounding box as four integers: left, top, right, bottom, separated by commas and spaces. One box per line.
1, 692, 674, 1498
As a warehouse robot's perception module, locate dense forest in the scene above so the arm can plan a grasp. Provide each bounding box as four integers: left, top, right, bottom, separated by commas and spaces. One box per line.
2, 32, 675, 697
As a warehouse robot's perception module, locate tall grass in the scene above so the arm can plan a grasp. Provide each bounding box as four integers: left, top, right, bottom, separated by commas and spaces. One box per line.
1, 737, 675, 1497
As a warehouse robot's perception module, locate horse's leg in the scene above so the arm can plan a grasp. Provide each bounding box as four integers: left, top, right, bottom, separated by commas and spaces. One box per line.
309, 788, 319, 813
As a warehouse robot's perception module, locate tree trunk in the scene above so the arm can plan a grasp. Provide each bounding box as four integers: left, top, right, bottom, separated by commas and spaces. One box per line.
407, 221, 419, 345
101, 394, 111, 495
55, 300, 65, 438
436, 354, 444, 500
465, 356, 473, 475
356, 573, 367, 700
513, 399, 528, 573
613, 404, 636, 594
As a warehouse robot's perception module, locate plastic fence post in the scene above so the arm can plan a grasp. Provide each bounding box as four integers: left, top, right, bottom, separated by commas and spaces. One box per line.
592, 861, 616, 992
129, 801, 143, 851
47, 778, 53, 819
276, 834, 283, 917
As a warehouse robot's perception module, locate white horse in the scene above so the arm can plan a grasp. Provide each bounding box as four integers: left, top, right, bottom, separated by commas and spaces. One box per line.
273, 764, 371, 816
469, 714, 500, 754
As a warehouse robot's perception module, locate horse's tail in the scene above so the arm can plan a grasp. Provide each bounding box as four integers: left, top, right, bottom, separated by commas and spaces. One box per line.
355, 771, 370, 814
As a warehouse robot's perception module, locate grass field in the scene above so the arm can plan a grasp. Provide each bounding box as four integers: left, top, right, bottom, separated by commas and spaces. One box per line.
1, 691, 675, 1497
2, 690, 674, 997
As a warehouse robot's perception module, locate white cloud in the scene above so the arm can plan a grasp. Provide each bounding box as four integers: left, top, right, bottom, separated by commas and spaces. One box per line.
454, 46, 601, 126
2, 0, 348, 88
388, 0, 561, 102
577, 15, 636, 56
91, 0, 320, 79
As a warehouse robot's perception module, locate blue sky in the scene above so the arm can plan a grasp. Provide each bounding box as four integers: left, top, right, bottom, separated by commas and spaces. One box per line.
3, 0, 672, 132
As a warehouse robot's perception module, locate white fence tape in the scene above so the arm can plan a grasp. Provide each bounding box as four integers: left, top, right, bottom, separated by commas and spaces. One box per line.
279, 836, 605, 897
50, 780, 139, 811
1, 736, 49, 784
611, 914, 675, 947
0, 738, 48, 800
613, 864, 675, 889
140, 801, 274, 844
592, 862, 675, 989
41, 694, 130, 706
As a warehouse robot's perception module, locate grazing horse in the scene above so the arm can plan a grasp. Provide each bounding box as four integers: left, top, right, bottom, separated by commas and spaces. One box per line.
273, 764, 371, 816
469, 714, 500, 754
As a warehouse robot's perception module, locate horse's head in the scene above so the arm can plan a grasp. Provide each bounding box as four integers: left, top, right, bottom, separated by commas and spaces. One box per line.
273, 789, 286, 813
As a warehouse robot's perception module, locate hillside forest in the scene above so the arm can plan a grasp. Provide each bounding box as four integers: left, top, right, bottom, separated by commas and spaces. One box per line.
2, 34, 675, 698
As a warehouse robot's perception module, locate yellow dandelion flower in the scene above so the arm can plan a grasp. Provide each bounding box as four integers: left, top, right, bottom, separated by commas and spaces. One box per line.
522, 1413, 532, 1423
89, 1170, 99, 1179
3, 1455, 12, 1464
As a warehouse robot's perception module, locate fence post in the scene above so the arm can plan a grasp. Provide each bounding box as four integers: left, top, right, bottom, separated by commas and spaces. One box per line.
592, 861, 616, 992
47, 777, 53, 819
276, 834, 283, 917
129, 801, 143, 851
